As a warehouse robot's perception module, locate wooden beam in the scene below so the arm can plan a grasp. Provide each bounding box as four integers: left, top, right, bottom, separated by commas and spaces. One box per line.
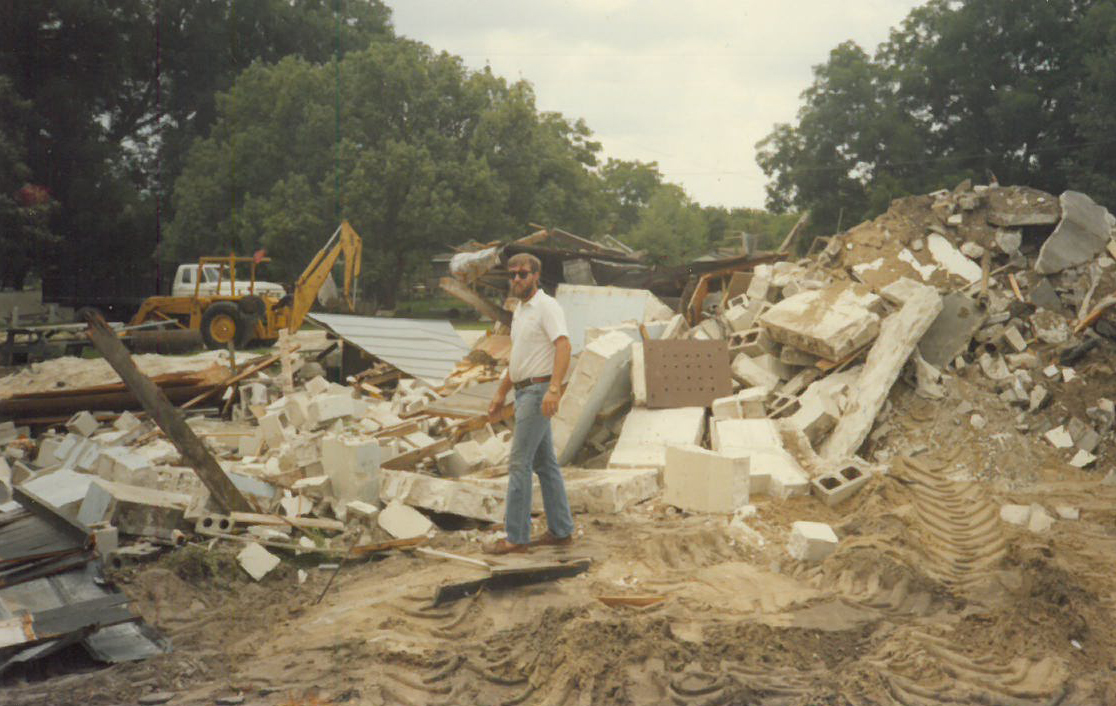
777, 211, 810, 254
83, 313, 253, 513
440, 276, 512, 327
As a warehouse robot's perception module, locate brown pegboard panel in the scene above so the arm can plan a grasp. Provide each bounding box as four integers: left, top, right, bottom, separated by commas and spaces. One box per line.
644, 339, 731, 408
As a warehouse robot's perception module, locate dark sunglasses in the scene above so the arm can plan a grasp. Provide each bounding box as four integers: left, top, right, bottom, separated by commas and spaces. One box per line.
509, 270, 534, 280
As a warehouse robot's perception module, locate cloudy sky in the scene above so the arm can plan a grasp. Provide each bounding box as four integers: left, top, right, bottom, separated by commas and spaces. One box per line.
386, 0, 925, 210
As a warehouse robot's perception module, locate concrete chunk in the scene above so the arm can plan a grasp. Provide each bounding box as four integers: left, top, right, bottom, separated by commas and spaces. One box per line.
238, 542, 281, 581
787, 521, 838, 562
378, 500, 435, 538
731, 353, 780, 390
77, 479, 190, 537
1036, 191, 1115, 274
662, 445, 749, 513
759, 285, 880, 361
608, 407, 706, 469
380, 469, 504, 522
1000, 504, 1031, 526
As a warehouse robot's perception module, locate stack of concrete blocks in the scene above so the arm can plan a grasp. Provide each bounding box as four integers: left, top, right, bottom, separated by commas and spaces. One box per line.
320, 434, 380, 517
662, 445, 749, 514
759, 284, 882, 362
608, 407, 706, 470
810, 465, 872, 506
786, 521, 839, 562
711, 418, 809, 497
552, 330, 635, 465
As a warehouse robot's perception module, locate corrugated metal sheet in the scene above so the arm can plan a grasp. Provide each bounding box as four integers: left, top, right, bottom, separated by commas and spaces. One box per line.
554, 284, 658, 353
308, 314, 470, 386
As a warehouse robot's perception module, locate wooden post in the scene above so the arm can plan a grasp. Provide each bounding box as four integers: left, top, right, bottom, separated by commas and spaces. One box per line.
83, 313, 253, 513
439, 276, 513, 327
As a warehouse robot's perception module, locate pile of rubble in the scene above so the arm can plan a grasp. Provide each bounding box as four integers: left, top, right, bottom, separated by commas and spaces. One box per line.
4, 179, 1116, 679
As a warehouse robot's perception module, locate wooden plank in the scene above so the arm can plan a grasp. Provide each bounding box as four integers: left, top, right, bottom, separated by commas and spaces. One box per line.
352, 537, 428, 556
381, 438, 452, 470
414, 546, 491, 570
83, 313, 253, 513
180, 349, 295, 411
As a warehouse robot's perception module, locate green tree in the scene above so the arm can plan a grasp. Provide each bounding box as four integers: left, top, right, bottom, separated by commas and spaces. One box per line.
622, 184, 706, 265
598, 158, 664, 235
166, 40, 606, 306
757, 0, 1116, 239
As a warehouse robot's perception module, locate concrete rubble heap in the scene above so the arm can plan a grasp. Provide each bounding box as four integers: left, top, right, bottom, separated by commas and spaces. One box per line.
6, 181, 1116, 686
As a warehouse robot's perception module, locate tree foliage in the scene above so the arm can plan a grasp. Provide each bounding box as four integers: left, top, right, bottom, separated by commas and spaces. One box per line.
621, 184, 707, 265
165, 40, 605, 305
757, 0, 1116, 239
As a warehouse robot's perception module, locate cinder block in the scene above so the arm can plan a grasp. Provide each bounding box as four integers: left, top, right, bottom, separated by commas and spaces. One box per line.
435, 448, 473, 478
810, 465, 871, 506
304, 375, 331, 396
731, 353, 780, 390
788, 394, 840, 445
723, 304, 756, 333
66, 411, 99, 438
113, 411, 142, 433
786, 521, 838, 562
710, 387, 768, 420
258, 411, 289, 449
662, 445, 749, 513
732, 328, 778, 357
308, 393, 354, 426
35, 436, 64, 466
292, 475, 332, 498
321, 435, 380, 506
479, 436, 509, 466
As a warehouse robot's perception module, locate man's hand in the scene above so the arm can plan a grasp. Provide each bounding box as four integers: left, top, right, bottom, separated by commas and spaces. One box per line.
542, 388, 562, 417
488, 397, 505, 422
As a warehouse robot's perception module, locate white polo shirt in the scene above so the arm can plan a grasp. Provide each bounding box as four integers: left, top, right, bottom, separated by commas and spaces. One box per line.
509, 289, 569, 382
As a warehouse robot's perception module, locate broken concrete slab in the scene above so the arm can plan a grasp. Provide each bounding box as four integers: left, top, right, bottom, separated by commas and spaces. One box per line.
927, 234, 981, 283
787, 521, 838, 562
918, 293, 986, 368
378, 500, 435, 539
1000, 504, 1031, 526
1036, 191, 1115, 274
710, 387, 768, 420
662, 445, 749, 514
730, 353, 781, 390
823, 286, 943, 463
238, 542, 281, 581
710, 419, 809, 497
380, 469, 504, 523
759, 284, 880, 362
986, 187, 1060, 227
552, 329, 633, 464
608, 407, 706, 469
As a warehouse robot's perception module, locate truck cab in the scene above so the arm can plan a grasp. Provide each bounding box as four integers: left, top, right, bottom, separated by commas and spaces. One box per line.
172, 264, 286, 299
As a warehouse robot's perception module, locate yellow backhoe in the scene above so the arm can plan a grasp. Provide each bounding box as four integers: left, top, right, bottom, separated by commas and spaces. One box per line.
130, 221, 362, 349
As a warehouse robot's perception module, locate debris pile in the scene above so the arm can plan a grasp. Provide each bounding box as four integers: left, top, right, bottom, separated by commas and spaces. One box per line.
6, 181, 1116, 702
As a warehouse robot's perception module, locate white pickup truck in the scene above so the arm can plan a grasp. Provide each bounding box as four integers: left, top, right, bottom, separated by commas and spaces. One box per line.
171, 263, 286, 299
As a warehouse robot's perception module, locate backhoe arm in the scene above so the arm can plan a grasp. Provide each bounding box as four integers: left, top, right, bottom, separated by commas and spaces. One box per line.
288, 220, 363, 332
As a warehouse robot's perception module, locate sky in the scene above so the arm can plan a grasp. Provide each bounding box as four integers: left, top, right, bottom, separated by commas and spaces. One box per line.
386, 0, 926, 211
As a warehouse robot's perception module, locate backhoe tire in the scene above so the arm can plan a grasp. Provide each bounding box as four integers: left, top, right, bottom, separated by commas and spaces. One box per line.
200, 302, 246, 350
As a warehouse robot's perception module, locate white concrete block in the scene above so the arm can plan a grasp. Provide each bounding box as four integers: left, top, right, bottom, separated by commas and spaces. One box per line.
77, 479, 190, 535
308, 393, 355, 426
760, 284, 881, 362
66, 411, 100, 438
553, 330, 634, 464
811, 465, 871, 506
258, 411, 289, 449
1028, 504, 1055, 533
711, 419, 810, 497
435, 449, 473, 477
239, 431, 264, 458
292, 475, 332, 497
113, 411, 142, 433
0, 457, 10, 504
1000, 504, 1031, 526
1055, 506, 1080, 521
731, 353, 780, 390
663, 445, 749, 513
1069, 449, 1096, 467
608, 407, 706, 469
321, 435, 381, 506
380, 469, 504, 522
631, 342, 647, 406
238, 542, 281, 581
346, 500, 379, 521
787, 394, 840, 446
787, 521, 839, 562
304, 375, 331, 396
479, 436, 509, 466
378, 500, 434, 538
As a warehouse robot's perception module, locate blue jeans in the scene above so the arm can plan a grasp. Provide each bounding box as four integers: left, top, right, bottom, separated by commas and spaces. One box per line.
504, 383, 575, 545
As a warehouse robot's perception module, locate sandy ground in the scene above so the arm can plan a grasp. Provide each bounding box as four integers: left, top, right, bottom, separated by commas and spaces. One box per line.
5, 362, 1116, 704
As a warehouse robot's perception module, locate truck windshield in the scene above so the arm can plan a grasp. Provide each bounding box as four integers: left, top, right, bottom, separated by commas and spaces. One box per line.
201, 266, 221, 283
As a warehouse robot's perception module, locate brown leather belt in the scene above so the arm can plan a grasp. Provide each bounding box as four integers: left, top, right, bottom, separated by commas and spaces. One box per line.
513, 375, 551, 391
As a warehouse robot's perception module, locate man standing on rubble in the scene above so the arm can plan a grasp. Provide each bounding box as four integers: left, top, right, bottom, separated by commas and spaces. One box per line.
484, 253, 576, 555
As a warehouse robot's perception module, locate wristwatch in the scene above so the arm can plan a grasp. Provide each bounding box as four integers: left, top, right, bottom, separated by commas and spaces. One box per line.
548, 384, 561, 394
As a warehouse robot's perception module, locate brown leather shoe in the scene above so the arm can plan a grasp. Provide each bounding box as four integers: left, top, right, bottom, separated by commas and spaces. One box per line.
531, 530, 573, 547
482, 539, 529, 555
